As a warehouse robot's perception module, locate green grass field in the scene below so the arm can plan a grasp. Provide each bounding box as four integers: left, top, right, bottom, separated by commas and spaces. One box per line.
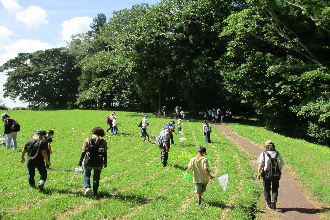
0, 110, 259, 219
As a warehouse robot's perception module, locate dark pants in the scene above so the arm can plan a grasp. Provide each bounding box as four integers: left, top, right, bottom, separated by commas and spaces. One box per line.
106, 122, 112, 132
159, 145, 169, 167
204, 132, 211, 143
84, 164, 102, 195
170, 132, 174, 144
27, 165, 47, 187
263, 177, 280, 206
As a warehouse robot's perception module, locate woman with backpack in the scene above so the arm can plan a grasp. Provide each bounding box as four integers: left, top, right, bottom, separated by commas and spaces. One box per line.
1, 113, 18, 151
257, 140, 284, 210
78, 127, 108, 197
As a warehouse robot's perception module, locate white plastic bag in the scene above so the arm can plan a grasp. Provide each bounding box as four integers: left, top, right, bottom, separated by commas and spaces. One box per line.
218, 174, 228, 191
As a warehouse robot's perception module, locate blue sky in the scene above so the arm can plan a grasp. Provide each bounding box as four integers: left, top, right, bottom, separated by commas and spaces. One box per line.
0, 0, 160, 108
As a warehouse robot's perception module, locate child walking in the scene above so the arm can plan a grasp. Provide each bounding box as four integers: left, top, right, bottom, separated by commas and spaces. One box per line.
185, 146, 214, 205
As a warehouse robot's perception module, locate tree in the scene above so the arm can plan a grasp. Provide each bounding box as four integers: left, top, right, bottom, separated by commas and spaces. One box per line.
0, 48, 80, 108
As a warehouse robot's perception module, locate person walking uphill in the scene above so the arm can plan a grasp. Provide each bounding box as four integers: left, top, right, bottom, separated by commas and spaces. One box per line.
257, 140, 284, 210
141, 115, 150, 142
157, 126, 174, 168
44, 130, 54, 169
21, 130, 51, 191
2, 113, 19, 150
78, 127, 107, 197
203, 120, 211, 143
185, 146, 214, 206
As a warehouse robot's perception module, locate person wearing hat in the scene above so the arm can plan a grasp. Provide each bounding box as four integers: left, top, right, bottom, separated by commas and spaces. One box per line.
21, 130, 51, 192
158, 126, 174, 167
202, 120, 211, 143
257, 140, 284, 210
1, 113, 18, 150
141, 115, 150, 142
185, 146, 214, 205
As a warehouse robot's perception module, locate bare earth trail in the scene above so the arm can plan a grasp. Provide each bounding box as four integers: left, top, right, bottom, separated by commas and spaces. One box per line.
213, 123, 328, 220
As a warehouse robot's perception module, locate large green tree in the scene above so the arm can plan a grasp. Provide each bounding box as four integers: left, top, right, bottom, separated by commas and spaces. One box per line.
0, 48, 80, 108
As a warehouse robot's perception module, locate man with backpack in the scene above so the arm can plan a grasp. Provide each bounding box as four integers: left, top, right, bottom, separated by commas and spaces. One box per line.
1, 113, 19, 151
78, 127, 108, 197
257, 140, 284, 210
157, 126, 174, 168
21, 130, 51, 191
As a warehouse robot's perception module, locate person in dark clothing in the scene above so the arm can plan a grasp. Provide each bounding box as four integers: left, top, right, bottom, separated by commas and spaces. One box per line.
158, 126, 174, 168
257, 140, 284, 210
21, 130, 51, 191
2, 113, 18, 150
44, 130, 54, 169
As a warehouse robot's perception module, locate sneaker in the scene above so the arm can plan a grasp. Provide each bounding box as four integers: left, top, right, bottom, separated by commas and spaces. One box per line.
29, 185, 36, 190
271, 200, 276, 210
265, 204, 271, 210
196, 199, 201, 206
38, 184, 45, 193
84, 188, 91, 196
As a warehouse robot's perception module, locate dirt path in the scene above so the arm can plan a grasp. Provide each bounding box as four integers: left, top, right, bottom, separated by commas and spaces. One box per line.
213, 123, 328, 220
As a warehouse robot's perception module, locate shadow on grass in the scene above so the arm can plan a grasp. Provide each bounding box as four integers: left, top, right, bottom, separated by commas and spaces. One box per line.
173, 164, 186, 171
94, 192, 166, 205
207, 200, 227, 208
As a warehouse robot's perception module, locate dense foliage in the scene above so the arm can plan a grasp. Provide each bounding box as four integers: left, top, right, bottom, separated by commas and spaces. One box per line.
1, 0, 330, 144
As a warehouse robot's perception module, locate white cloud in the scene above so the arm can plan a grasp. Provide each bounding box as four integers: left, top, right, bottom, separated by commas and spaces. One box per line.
0, 39, 54, 67
0, 25, 14, 48
61, 16, 93, 43
0, 0, 21, 13
0, 0, 48, 28
16, 6, 48, 28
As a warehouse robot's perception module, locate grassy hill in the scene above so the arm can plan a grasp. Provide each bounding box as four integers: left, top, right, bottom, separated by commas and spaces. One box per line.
0, 110, 259, 219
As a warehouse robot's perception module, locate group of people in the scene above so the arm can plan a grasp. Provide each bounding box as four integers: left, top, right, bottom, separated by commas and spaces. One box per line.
3, 111, 284, 210
199, 107, 232, 123
106, 112, 118, 135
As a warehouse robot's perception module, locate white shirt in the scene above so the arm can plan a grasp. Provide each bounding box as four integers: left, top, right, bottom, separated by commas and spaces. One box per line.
257, 151, 284, 171
142, 118, 147, 127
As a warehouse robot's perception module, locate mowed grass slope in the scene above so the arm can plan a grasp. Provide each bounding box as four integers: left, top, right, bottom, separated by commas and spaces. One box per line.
228, 121, 330, 208
0, 110, 259, 219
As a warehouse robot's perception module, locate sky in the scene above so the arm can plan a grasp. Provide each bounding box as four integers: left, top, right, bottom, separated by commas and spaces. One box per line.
0, 0, 160, 108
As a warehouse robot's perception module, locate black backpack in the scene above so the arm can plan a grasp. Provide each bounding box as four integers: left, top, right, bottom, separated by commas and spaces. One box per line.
11, 119, 20, 132
263, 151, 281, 180
84, 137, 105, 167
138, 121, 142, 127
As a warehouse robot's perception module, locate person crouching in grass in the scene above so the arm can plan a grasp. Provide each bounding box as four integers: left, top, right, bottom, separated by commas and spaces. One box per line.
21, 130, 51, 192
185, 146, 214, 206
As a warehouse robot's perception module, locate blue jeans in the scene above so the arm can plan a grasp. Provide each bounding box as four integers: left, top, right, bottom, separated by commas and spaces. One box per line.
6, 132, 17, 150
112, 126, 118, 135
84, 165, 102, 195
27, 165, 47, 186
204, 132, 211, 143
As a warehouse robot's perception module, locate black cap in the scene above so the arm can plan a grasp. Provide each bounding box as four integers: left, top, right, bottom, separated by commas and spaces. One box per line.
197, 146, 207, 154
36, 130, 46, 136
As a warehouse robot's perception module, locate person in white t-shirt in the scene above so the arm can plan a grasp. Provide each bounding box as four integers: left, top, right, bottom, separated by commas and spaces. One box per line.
202, 120, 211, 143
257, 140, 284, 210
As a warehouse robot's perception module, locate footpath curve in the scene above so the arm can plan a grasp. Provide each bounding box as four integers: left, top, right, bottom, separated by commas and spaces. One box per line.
213, 123, 327, 220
